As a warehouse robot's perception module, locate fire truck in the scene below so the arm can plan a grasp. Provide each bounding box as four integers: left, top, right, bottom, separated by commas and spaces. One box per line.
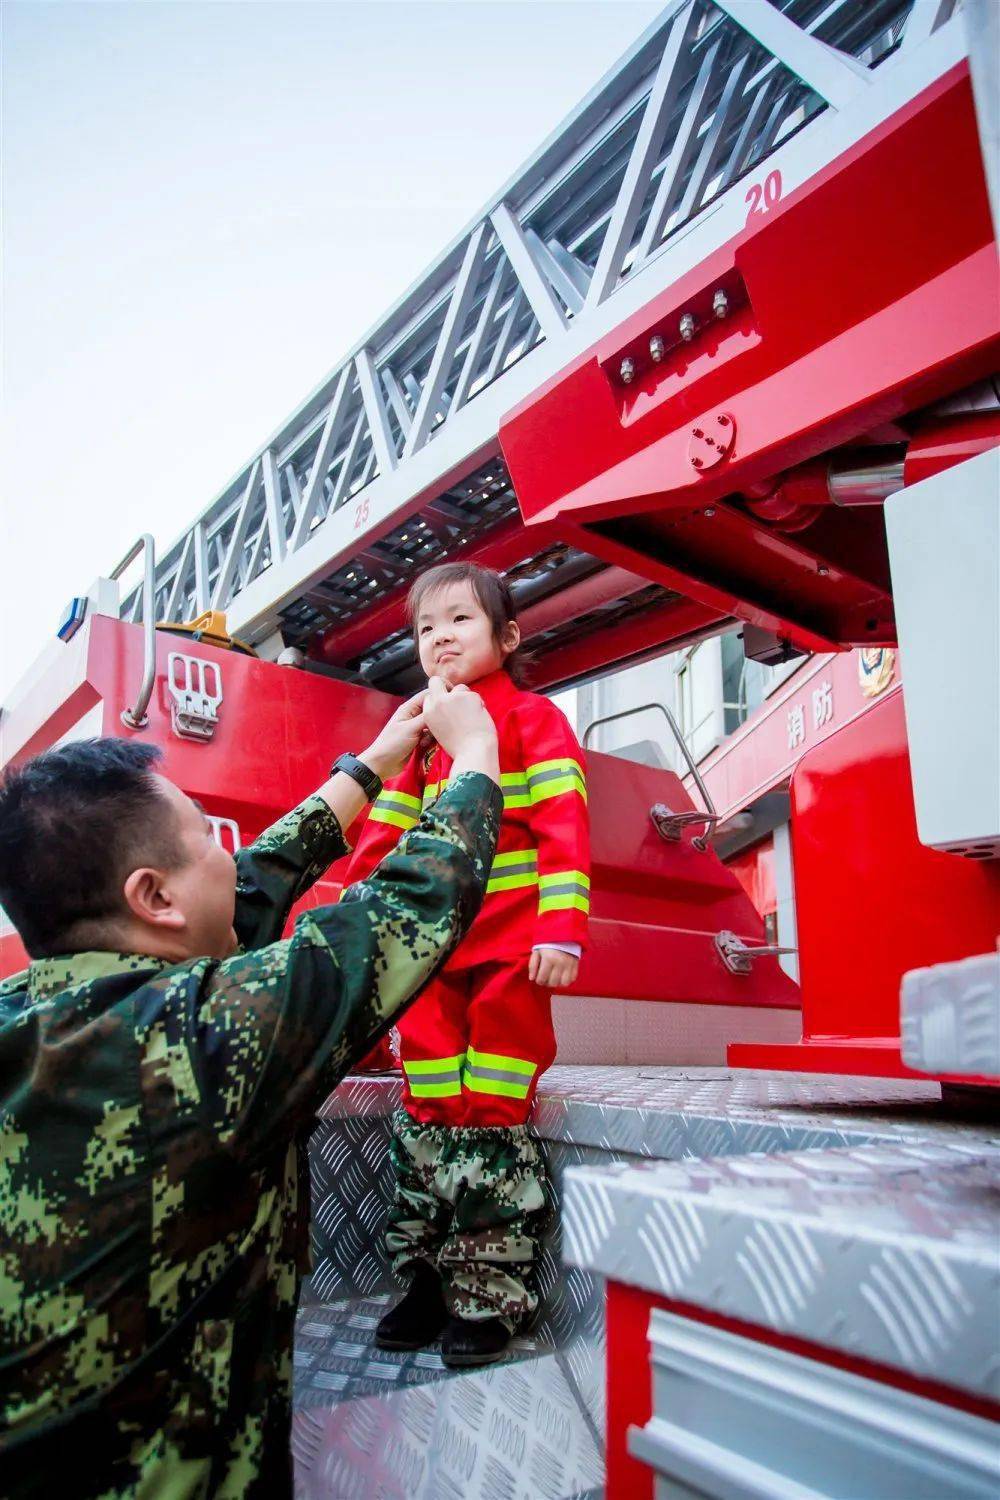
2, 1, 997, 1495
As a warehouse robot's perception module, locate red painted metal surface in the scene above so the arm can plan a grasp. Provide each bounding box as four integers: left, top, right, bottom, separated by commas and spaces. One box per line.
904, 410, 1000, 486
604, 1279, 1000, 1500
729, 690, 1000, 1078
0, 616, 797, 1015
580, 756, 797, 1007
500, 64, 999, 654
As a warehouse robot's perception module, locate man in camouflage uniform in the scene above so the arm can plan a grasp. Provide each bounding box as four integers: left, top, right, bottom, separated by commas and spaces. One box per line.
0, 678, 501, 1498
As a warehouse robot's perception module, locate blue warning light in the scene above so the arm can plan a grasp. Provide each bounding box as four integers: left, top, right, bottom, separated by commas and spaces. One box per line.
57, 597, 88, 642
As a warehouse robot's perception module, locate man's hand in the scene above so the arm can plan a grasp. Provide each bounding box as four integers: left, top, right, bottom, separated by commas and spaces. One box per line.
359, 690, 428, 782
529, 948, 580, 990
423, 676, 499, 785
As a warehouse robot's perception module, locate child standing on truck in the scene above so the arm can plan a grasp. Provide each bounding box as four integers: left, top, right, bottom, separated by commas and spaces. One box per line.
340, 561, 589, 1366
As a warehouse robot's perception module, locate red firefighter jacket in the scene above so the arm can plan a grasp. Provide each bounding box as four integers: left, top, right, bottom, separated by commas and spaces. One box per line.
342, 669, 589, 970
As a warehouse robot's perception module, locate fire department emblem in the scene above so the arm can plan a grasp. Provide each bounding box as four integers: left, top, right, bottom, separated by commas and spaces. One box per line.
858, 646, 895, 697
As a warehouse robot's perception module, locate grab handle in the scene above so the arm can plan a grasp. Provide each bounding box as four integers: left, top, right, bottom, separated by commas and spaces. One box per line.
112, 534, 156, 729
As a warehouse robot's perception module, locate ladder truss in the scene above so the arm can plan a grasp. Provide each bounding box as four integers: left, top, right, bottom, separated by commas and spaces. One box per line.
122, 0, 960, 687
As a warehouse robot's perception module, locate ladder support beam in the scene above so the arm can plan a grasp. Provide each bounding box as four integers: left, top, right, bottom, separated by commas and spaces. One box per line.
713, 0, 872, 110
261, 449, 288, 567
490, 203, 567, 340
212, 460, 262, 610
356, 347, 399, 476
405, 221, 490, 457
586, 0, 700, 308
289, 364, 355, 552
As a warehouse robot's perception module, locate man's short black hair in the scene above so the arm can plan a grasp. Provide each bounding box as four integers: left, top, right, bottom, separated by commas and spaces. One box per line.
0, 738, 186, 959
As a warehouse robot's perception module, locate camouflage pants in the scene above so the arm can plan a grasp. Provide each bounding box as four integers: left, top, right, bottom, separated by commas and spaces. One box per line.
385, 1112, 550, 1328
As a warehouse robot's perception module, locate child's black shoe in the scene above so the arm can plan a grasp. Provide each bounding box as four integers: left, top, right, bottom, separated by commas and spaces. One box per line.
440, 1314, 511, 1368
374, 1261, 447, 1350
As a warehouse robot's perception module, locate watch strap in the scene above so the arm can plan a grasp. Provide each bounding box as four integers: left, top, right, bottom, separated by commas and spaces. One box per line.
331, 752, 382, 803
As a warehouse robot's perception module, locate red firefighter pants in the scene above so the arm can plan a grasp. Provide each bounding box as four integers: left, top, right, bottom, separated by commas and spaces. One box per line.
398, 959, 556, 1126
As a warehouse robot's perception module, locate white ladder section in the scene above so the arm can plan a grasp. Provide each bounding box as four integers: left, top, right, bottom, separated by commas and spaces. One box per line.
122, 0, 963, 654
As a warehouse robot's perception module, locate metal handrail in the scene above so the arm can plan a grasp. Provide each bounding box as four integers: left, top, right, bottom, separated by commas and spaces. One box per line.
581, 700, 718, 849
112, 535, 156, 729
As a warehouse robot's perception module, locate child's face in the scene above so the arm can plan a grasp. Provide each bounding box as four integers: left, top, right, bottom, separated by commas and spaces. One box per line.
415, 580, 516, 686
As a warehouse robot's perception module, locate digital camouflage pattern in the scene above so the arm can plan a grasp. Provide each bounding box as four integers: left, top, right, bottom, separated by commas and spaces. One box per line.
0, 772, 501, 1498
385, 1112, 549, 1328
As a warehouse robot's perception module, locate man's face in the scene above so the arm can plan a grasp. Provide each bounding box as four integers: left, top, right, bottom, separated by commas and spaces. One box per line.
152, 776, 239, 959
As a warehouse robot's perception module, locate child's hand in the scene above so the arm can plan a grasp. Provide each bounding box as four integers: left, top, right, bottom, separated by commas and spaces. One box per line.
529, 948, 579, 990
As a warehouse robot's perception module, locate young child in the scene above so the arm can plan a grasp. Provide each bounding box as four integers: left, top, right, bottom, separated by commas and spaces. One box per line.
341, 561, 589, 1367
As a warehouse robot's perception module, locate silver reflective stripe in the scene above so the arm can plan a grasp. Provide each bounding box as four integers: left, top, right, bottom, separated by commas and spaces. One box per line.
464, 1064, 536, 1085
537, 880, 590, 898
380, 794, 419, 814
402, 1067, 461, 1085
489, 860, 538, 878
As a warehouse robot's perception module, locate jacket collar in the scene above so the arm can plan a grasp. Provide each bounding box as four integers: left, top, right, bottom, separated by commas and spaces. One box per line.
470, 668, 520, 716
26, 951, 174, 1003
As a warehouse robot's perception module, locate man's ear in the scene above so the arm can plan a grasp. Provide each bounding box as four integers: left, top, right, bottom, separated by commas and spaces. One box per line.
122, 868, 186, 931
501, 620, 521, 655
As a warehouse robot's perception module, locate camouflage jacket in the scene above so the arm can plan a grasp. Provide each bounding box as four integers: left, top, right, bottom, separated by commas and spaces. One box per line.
0, 771, 501, 1498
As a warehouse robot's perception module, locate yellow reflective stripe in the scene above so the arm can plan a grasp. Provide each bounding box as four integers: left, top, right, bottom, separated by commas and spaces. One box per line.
378, 789, 421, 813
467, 1047, 535, 1075
403, 1053, 464, 1098
501, 771, 530, 807
525, 758, 585, 779
462, 1044, 536, 1097
529, 776, 587, 805
538, 892, 590, 914
370, 806, 419, 831
538, 871, 590, 914
408, 1080, 463, 1098
487, 873, 538, 893
402, 1054, 465, 1074
486, 849, 538, 895
422, 779, 449, 806
491, 849, 538, 869
525, 759, 587, 804
463, 1074, 531, 1099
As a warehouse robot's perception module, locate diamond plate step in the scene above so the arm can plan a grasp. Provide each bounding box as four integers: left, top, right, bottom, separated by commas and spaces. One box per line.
292, 1295, 603, 1499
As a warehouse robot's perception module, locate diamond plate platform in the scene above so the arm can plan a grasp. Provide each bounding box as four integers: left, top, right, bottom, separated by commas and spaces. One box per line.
292, 1295, 603, 1500
563, 1139, 1000, 1404
300, 1064, 997, 1493
306, 1068, 957, 1338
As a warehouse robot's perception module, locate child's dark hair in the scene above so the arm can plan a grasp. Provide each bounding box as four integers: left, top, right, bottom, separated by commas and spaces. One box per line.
406, 562, 527, 684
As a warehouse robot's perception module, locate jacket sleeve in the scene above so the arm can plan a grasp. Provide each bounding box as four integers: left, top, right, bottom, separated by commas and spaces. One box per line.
516, 696, 591, 950
339, 750, 426, 888
183, 771, 502, 1156
232, 794, 351, 952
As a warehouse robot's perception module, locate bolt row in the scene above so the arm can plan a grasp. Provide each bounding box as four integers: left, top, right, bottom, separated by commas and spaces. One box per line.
619, 288, 730, 384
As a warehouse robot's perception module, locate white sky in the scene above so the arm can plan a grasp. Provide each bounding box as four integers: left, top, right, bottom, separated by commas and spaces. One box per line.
1, 0, 663, 704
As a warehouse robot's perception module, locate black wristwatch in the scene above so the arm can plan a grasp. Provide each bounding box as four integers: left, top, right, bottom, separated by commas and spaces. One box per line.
331, 752, 382, 803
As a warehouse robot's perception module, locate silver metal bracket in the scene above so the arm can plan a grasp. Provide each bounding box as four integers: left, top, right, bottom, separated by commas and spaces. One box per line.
582, 700, 719, 853
651, 803, 719, 852
715, 929, 798, 975
167, 652, 223, 741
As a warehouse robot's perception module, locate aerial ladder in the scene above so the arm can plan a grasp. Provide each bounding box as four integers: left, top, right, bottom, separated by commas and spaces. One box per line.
2, 2, 998, 1496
